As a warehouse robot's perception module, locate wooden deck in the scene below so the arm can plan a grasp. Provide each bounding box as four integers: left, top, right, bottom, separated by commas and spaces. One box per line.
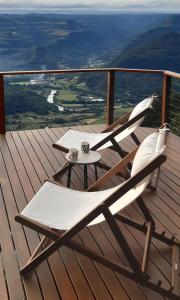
0, 124, 179, 300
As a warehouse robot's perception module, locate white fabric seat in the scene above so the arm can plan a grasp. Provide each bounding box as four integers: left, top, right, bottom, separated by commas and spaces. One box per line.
55, 97, 154, 151
22, 130, 166, 230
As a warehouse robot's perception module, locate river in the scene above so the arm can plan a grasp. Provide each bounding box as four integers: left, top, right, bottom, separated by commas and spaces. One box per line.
47, 90, 64, 111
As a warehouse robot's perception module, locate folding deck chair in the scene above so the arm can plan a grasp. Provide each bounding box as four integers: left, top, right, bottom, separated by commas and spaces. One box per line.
52, 95, 157, 180
15, 128, 180, 299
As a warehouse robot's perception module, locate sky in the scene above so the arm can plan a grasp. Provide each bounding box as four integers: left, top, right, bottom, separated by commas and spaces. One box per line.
0, 0, 180, 13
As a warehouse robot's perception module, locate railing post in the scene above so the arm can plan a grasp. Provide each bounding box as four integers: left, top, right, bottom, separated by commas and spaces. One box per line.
0, 75, 5, 134
162, 73, 171, 124
107, 70, 115, 125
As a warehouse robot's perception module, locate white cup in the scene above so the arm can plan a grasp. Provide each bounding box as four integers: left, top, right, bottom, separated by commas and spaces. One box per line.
81, 141, 90, 153
69, 148, 78, 161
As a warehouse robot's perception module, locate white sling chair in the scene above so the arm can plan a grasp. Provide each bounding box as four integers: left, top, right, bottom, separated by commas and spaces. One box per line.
52, 95, 156, 179
15, 127, 180, 300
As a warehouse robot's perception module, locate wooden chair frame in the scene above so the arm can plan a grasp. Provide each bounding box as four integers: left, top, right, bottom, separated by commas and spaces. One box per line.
52, 107, 151, 180
15, 151, 180, 300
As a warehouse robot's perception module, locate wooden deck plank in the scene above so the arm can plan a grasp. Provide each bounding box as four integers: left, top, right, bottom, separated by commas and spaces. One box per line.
0, 251, 9, 300
4, 131, 63, 300
0, 125, 179, 300
0, 137, 43, 300
12, 131, 79, 300
2, 133, 62, 300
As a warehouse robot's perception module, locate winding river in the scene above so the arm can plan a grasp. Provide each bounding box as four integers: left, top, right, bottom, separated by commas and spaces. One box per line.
47, 90, 64, 111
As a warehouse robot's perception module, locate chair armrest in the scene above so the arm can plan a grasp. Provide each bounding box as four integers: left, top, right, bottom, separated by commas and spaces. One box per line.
92, 107, 151, 151
53, 143, 69, 153
102, 112, 131, 133
87, 146, 139, 192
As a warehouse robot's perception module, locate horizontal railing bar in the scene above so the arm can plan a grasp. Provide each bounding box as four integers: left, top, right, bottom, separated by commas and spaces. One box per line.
169, 110, 180, 118
169, 103, 180, 110
170, 120, 180, 127
171, 82, 180, 88
169, 97, 180, 105
164, 70, 180, 80
170, 89, 180, 95
0, 68, 164, 77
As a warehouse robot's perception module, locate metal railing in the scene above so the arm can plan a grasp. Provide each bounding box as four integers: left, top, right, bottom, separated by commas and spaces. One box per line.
0, 67, 179, 135
162, 71, 180, 135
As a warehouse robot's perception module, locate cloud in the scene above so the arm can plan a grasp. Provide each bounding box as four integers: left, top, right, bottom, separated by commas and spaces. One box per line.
0, 0, 179, 11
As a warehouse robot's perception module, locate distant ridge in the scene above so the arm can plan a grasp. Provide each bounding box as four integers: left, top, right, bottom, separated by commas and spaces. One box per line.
0, 13, 163, 70
111, 14, 180, 72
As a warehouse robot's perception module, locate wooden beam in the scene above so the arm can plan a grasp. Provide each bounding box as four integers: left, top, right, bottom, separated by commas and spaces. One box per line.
162, 73, 171, 124
0, 75, 5, 134
172, 245, 180, 295
164, 70, 180, 80
0, 68, 163, 76
107, 70, 115, 125
102, 112, 131, 133
87, 146, 139, 191
142, 222, 153, 273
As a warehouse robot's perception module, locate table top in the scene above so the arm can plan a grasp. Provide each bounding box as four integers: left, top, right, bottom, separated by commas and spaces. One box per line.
66, 150, 101, 165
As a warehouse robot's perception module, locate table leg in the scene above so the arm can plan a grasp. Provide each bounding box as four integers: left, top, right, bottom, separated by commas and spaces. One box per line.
84, 165, 88, 190
67, 164, 73, 188
95, 164, 98, 181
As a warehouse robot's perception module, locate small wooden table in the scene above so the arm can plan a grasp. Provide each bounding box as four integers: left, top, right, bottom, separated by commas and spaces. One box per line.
65, 150, 101, 189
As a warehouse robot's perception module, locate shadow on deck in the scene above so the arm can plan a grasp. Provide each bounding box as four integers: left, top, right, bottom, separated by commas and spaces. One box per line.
0, 125, 179, 300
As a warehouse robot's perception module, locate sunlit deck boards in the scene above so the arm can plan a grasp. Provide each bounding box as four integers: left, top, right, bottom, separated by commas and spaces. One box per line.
0, 125, 179, 300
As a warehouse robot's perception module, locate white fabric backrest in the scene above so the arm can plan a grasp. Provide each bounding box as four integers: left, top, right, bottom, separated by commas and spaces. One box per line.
155, 128, 167, 153
131, 130, 166, 194
100, 96, 155, 148
91, 129, 167, 225
128, 96, 154, 132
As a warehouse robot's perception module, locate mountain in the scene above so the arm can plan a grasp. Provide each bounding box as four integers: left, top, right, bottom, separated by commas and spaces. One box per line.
84, 14, 180, 104
0, 13, 164, 70
27, 30, 105, 68
111, 15, 180, 72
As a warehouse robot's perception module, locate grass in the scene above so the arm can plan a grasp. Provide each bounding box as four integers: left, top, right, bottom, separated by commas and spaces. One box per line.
62, 103, 83, 108
6, 76, 133, 131
10, 81, 31, 86
55, 90, 78, 101
114, 106, 132, 120
75, 82, 89, 92
95, 115, 106, 124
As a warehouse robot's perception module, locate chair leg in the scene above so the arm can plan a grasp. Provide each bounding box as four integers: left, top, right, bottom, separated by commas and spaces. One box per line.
17, 203, 106, 275
136, 196, 155, 226
111, 138, 132, 178
84, 165, 88, 189
27, 236, 49, 264
94, 163, 98, 181
65, 238, 180, 300
130, 132, 140, 145
102, 205, 146, 280
110, 137, 128, 158
148, 167, 160, 190
141, 221, 154, 273
67, 164, 73, 188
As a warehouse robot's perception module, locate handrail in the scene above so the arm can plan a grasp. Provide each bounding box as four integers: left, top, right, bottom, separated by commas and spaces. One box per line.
0, 67, 163, 76
164, 71, 180, 80
162, 73, 171, 124
0, 75, 5, 134
0, 67, 179, 134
